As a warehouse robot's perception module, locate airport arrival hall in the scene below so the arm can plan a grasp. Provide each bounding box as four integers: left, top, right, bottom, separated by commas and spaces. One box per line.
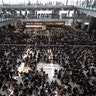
0, 0, 96, 96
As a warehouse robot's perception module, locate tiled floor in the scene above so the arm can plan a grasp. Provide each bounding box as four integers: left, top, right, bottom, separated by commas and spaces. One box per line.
37, 62, 62, 81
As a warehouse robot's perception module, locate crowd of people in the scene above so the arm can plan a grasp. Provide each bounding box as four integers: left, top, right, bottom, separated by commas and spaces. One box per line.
0, 26, 96, 45
0, 26, 96, 96
0, 45, 96, 96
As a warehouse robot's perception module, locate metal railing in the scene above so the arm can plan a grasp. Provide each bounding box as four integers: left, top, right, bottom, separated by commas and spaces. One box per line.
0, 14, 22, 22
0, 14, 83, 21
75, 1, 96, 10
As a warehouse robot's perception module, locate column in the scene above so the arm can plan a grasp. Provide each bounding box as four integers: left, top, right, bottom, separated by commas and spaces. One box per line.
73, 10, 77, 26
53, 9, 59, 19
68, 10, 70, 17
81, 13, 87, 29
35, 10, 37, 18
14, 22, 17, 29
13, 10, 17, 17
20, 10, 22, 17
87, 16, 96, 34
25, 9, 27, 18
29, 10, 35, 18
0, 27, 3, 31
10, 9, 15, 18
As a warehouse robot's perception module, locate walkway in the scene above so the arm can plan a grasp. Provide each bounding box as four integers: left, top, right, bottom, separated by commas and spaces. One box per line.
78, 7, 96, 17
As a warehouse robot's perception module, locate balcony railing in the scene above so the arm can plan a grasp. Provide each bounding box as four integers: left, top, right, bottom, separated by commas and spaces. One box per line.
0, 14, 83, 22
0, 14, 22, 22
75, 2, 96, 10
